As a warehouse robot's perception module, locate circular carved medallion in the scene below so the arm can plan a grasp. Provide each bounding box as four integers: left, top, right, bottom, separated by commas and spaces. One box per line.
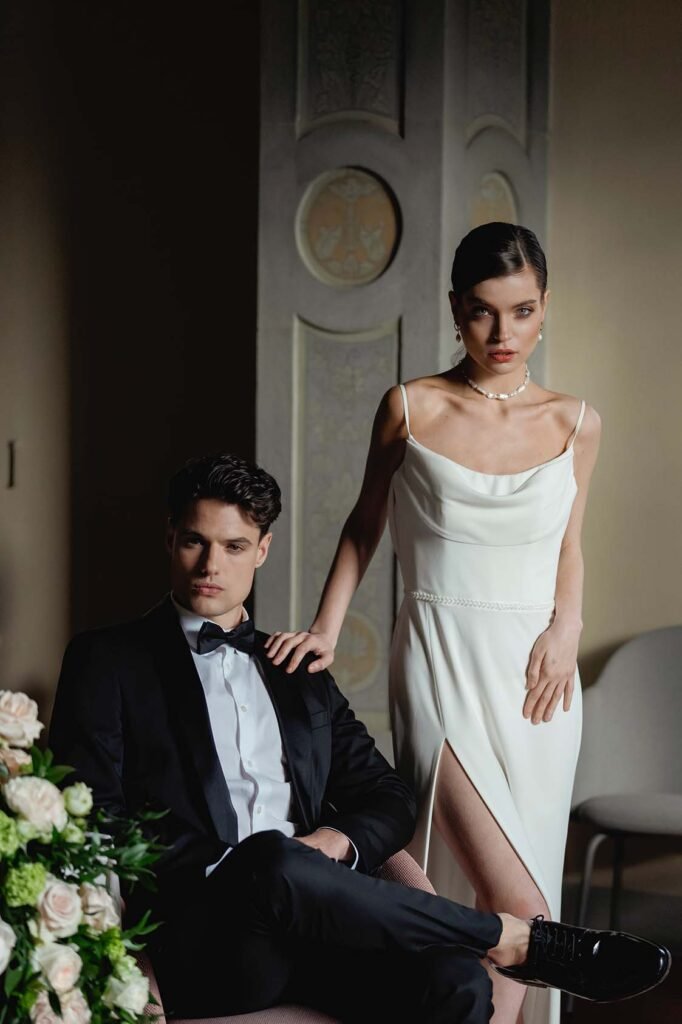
333, 610, 381, 693
296, 168, 399, 287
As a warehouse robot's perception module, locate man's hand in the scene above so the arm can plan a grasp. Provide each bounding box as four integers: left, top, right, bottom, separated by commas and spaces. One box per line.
294, 828, 353, 862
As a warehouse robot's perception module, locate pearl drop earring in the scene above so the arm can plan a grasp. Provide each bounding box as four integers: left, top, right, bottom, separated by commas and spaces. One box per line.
455, 324, 462, 343
539, 323, 544, 342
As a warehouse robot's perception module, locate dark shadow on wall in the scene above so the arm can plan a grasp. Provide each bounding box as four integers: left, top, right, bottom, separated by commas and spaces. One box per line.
578, 639, 624, 690
59, 3, 260, 632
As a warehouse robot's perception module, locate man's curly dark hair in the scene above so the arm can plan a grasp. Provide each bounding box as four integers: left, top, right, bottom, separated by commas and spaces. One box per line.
167, 453, 282, 535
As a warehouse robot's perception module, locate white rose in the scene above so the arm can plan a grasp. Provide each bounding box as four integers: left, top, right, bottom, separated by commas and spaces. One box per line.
0, 745, 33, 778
103, 963, 149, 1015
32, 942, 82, 994
29, 990, 61, 1024
36, 877, 82, 939
79, 883, 120, 933
16, 818, 40, 844
0, 690, 43, 748
0, 916, 17, 974
62, 783, 93, 817
3, 777, 67, 833
63, 822, 86, 846
60, 987, 92, 1024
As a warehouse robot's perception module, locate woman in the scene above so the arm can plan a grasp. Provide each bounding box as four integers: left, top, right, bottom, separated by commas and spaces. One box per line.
266, 223, 600, 1024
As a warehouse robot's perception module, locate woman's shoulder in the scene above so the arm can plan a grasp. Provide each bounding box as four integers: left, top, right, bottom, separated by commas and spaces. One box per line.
396, 373, 459, 411
381, 374, 450, 413
539, 388, 601, 443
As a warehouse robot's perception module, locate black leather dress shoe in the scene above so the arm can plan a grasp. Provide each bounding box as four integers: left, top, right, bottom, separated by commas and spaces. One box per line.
493, 915, 671, 1002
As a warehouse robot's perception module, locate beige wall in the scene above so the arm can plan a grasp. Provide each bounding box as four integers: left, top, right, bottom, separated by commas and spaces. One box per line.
548, 0, 682, 684
0, 4, 69, 719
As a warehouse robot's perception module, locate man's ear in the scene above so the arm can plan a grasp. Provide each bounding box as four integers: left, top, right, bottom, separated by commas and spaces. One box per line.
166, 521, 175, 555
255, 532, 272, 569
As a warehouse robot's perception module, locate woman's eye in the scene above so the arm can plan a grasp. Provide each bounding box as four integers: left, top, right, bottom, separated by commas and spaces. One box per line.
516, 307, 533, 317
471, 306, 489, 317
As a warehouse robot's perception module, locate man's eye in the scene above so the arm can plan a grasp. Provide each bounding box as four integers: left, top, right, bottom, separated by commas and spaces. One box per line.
183, 538, 201, 547
227, 544, 244, 552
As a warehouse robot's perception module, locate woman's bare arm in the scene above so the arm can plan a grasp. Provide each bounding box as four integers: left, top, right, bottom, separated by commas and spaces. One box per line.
265, 385, 408, 672
524, 404, 601, 723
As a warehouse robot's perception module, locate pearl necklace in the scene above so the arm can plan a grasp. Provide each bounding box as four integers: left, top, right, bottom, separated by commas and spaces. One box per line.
460, 364, 530, 401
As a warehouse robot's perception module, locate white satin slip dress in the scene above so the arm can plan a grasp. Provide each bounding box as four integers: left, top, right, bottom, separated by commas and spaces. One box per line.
388, 384, 586, 1024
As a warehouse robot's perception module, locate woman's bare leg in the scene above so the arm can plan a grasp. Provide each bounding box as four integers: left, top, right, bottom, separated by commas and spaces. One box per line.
433, 744, 550, 1024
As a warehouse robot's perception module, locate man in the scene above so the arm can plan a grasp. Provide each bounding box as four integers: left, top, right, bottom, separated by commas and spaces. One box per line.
50, 454, 670, 1022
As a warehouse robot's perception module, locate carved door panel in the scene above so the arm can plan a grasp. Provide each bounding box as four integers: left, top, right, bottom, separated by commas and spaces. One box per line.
257, 0, 549, 755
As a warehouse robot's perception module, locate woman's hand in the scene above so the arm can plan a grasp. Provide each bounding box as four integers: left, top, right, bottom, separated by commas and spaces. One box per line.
523, 621, 581, 724
264, 629, 336, 674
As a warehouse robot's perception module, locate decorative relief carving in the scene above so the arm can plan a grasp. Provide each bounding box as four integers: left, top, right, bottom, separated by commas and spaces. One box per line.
466, 0, 527, 147
293, 319, 399, 704
297, 0, 403, 136
296, 168, 400, 287
471, 172, 518, 227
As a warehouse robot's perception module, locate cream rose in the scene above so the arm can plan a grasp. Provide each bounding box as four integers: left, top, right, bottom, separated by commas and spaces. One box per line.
29, 990, 61, 1024
63, 783, 93, 817
103, 962, 149, 1015
3, 777, 67, 833
0, 916, 17, 974
0, 690, 43, 748
0, 746, 33, 777
36, 877, 82, 939
79, 883, 120, 933
60, 987, 92, 1024
32, 942, 82, 994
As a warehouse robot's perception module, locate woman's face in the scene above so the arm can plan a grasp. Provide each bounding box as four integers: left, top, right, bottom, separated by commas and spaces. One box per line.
450, 265, 547, 377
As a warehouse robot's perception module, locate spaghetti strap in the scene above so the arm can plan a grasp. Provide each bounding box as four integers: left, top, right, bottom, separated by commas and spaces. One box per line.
398, 383, 413, 438
567, 399, 586, 449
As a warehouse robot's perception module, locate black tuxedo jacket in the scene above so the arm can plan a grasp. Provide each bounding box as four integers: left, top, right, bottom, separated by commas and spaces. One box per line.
49, 596, 416, 895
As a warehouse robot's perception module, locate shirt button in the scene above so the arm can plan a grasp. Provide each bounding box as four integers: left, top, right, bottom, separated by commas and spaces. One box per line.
240, 704, 248, 712
246, 759, 253, 768
256, 806, 263, 815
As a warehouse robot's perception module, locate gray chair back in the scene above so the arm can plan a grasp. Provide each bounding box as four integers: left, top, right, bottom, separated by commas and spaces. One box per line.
572, 625, 682, 807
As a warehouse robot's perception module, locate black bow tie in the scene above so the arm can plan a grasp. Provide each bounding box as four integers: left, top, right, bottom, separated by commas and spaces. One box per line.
196, 618, 255, 656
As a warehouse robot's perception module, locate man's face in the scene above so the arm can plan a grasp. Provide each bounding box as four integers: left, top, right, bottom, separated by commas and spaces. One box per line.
168, 498, 271, 629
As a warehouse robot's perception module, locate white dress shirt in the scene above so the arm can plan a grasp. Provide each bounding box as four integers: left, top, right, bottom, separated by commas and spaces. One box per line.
172, 598, 358, 873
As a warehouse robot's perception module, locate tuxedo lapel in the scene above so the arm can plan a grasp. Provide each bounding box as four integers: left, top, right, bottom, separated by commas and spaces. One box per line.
144, 598, 238, 846
252, 635, 314, 833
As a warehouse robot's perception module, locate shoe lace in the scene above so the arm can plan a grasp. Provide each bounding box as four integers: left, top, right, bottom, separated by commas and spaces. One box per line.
531, 915, 579, 964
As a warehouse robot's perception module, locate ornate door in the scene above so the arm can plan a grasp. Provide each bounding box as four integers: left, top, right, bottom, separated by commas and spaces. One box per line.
257, 0, 549, 756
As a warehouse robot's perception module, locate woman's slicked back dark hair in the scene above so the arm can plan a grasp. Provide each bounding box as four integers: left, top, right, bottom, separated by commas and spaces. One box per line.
168, 453, 282, 534
450, 222, 548, 296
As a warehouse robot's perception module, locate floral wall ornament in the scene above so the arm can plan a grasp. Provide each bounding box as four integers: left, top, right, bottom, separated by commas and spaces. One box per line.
296, 167, 400, 287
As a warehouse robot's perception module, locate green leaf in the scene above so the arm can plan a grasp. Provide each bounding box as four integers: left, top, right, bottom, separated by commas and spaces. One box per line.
45, 764, 74, 784
3, 964, 22, 996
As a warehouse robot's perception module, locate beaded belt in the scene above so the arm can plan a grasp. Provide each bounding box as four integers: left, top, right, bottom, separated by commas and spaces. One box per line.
406, 590, 555, 613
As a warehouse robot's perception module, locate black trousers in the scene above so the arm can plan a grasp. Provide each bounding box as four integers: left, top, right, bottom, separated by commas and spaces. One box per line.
151, 831, 503, 1022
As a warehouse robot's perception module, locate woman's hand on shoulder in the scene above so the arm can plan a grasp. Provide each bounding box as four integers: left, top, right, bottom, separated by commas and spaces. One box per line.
264, 629, 336, 674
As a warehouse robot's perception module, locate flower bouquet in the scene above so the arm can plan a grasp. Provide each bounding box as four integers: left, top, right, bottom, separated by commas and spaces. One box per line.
0, 690, 163, 1023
